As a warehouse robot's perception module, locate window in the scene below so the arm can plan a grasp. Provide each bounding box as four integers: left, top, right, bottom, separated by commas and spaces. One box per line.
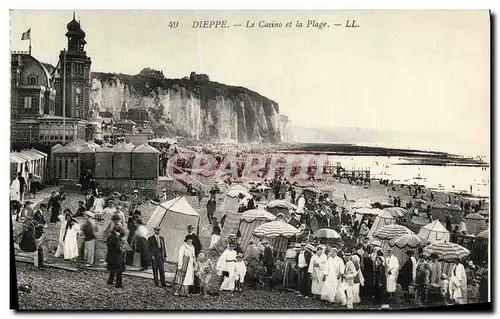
28, 76, 37, 85
24, 96, 32, 109
75, 95, 79, 106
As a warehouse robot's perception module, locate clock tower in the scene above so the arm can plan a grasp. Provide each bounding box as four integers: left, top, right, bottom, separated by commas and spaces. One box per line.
56, 13, 92, 119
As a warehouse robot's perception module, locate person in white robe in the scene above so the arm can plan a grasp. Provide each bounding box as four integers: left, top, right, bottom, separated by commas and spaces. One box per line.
321, 248, 345, 303
308, 245, 328, 298
297, 194, 306, 214
449, 258, 467, 304
350, 254, 365, 304
55, 213, 80, 261
217, 244, 238, 291
341, 253, 358, 309
386, 249, 400, 301
175, 235, 196, 296
10, 176, 20, 202
102, 200, 117, 239
92, 194, 105, 220
234, 253, 247, 292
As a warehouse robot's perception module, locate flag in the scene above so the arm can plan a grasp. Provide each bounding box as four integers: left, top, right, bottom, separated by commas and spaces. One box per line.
21, 29, 31, 41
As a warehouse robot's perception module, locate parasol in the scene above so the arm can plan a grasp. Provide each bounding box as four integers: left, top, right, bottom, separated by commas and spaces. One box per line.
414, 199, 426, 204
388, 234, 428, 248
355, 207, 384, 216
384, 207, 406, 218
448, 204, 462, 211
477, 229, 489, 239
314, 228, 341, 239
228, 184, 250, 193
240, 209, 276, 223
465, 213, 485, 220
266, 200, 297, 210
226, 189, 251, 198
477, 210, 489, 217
373, 224, 414, 241
253, 221, 301, 238
423, 242, 470, 262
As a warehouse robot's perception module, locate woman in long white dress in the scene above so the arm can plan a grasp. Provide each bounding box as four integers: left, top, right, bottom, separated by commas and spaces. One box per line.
55, 213, 80, 261
92, 194, 105, 219
321, 248, 345, 303
102, 200, 117, 239
217, 244, 238, 291
175, 235, 196, 297
350, 254, 365, 304
308, 245, 328, 299
449, 258, 467, 304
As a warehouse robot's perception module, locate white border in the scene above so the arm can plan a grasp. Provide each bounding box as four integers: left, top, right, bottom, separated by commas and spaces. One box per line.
1, 0, 497, 318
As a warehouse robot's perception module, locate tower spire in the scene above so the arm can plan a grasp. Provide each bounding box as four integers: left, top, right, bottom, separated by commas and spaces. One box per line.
73, 11, 75, 20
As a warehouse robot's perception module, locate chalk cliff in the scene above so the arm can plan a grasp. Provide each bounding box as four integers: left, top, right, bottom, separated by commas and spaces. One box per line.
279, 114, 293, 143
90, 70, 282, 143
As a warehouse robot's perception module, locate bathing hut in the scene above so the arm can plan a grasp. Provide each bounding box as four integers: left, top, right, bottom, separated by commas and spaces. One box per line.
417, 220, 450, 244
95, 146, 113, 179
78, 145, 96, 177
431, 203, 464, 224
52, 144, 81, 180
10, 149, 48, 183
131, 143, 160, 180
112, 142, 132, 179
464, 213, 488, 235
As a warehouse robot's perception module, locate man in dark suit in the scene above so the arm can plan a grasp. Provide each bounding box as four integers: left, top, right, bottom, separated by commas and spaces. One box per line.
288, 212, 301, 228
262, 239, 275, 290
84, 189, 95, 211
148, 226, 167, 287
106, 225, 124, 288
296, 243, 313, 297
187, 225, 202, 257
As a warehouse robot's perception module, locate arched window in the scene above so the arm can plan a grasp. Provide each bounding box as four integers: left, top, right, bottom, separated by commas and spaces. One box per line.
28, 75, 37, 85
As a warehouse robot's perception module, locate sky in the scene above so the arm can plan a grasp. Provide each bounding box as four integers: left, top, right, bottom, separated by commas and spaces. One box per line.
10, 10, 490, 155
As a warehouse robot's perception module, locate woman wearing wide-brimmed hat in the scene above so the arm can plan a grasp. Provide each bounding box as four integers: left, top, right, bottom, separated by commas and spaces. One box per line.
174, 234, 196, 297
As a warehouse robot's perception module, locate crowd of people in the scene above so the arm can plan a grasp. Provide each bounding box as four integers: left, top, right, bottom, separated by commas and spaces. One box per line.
12, 168, 489, 309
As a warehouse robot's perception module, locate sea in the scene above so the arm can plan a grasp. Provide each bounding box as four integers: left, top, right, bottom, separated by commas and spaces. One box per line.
325, 155, 490, 198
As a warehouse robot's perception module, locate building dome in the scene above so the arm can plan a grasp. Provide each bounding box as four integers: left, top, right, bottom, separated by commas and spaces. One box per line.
66, 14, 86, 39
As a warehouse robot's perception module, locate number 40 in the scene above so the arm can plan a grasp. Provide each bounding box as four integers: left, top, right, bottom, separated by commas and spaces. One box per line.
169, 21, 179, 28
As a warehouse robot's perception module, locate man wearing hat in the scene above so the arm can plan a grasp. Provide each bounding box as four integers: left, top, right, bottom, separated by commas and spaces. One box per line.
341, 252, 357, 308
385, 248, 400, 304
81, 211, 98, 266
261, 239, 275, 291
103, 199, 117, 238
449, 257, 467, 304
309, 244, 327, 299
283, 242, 299, 291
187, 225, 202, 257
296, 243, 313, 296
288, 212, 301, 229
148, 226, 167, 287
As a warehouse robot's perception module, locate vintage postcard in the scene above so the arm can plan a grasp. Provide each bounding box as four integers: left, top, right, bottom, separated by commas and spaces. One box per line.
10, 10, 490, 311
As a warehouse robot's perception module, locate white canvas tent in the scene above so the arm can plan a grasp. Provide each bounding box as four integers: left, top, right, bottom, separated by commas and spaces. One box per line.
146, 196, 200, 263
418, 220, 450, 244
367, 210, 395, 239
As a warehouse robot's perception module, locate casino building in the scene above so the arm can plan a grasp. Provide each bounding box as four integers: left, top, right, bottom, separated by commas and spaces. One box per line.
11, 13, 92, 144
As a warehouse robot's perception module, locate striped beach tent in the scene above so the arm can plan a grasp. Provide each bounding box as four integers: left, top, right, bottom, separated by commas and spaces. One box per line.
254, 221, 301, 255
464, 213, 488, 235
367, 210, 395, 239
373, 224, 414, 254
214, 211, 242, 253
388, 234, 429, 264
238, 209, 276, 251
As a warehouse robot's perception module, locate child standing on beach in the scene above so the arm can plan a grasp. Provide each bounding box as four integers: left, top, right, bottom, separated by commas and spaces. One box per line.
234, 253, 247, 292
196, 252, 214, 296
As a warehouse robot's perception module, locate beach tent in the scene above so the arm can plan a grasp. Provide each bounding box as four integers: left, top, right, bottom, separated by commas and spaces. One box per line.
431, 203, 464, 224
367, 210, 395, 239
220, 190, 251, 217
238, 209, 276, 250
464, 213, 488, 235
146, 196, 200, 263
417, 220, 450, 244
214, 211, 243, 253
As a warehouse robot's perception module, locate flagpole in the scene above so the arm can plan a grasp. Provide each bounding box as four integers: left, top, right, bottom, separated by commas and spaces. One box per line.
29, 38, 31, 56
62, 49, 66, 144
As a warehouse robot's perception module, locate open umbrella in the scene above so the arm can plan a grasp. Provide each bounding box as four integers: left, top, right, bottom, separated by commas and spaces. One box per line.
240, 209, 276, 223
352, 199, 372, 209
355, 207, 384, 216
384, 207, 406, 218
423, 242, 470, 262
226, 189, 251, 198
448, 204, 462, 211
414, 199, 426, 204
389, 234, 428, 248
253, 221, 301, 238
314, 228, 341, 239
476, 210, 489, 216
465, 213, 485, 220
228, 184, 250, 194
266, 200, 297, 210
477, 229, 489, 239
303, 187, 320, 194
373, 224, 414, 241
